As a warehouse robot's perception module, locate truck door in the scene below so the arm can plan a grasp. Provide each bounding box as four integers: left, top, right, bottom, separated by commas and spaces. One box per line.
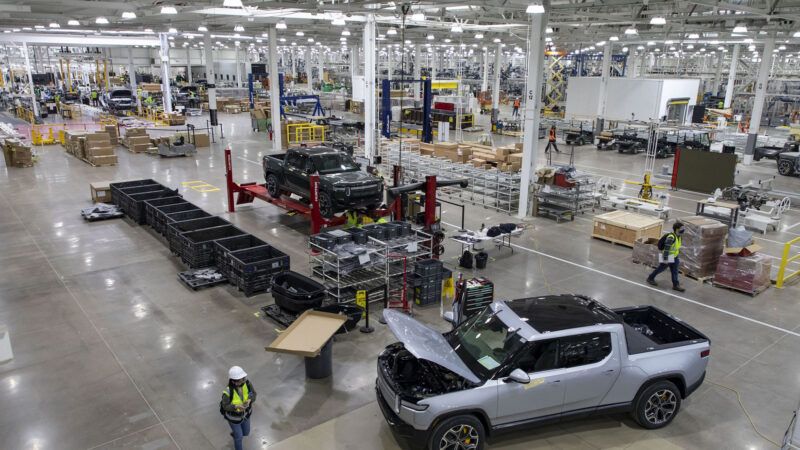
285, 151, 310, 197
557, 332, 621, 412
494, 339, 565, 425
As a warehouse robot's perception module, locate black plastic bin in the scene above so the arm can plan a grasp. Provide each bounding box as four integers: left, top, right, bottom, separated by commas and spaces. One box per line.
123, 189, 178, 224
415, 258, 443, 276
143, 197, 185, 228
304, 339, 333, 379
180, 225, 247, 268
475, 251, 488, 269
167, 216, 231, 255
110, 179, 159, 205
314, 304, 363, 334
214, 235, 268, 277
152, 202, 200, 234
229, 245, 291, 296
166, 209, 210, 225
271, 271, 326, 313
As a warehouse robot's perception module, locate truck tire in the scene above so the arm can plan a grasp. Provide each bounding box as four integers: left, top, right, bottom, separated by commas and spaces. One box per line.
318, 192, 334, 218
265, 173, 281, 198
428, 415, 485, 450
576, 137, 586, 146
632, 381, 682, 430
778, 159, 796, 176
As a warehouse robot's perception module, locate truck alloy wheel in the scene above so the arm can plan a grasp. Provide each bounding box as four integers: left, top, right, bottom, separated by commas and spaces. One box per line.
644, 389, 677, 426
266, 174, 280, 198
429, 415, 484, 450
318, 192, 334, 218
632, 381, 681, 429
778, 160, 795, 176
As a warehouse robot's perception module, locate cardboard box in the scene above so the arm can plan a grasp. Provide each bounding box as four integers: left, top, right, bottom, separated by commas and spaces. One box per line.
508, 153, 524, 164
632, 237, 661, 268
89, 155, 118, 166
193, 133, 210, 148
90, 181, 112, 203
131, 143, 150, 153
85, 146, 115, 157
592, 211, 664, 248
86, 132, 111, 143
264, 310, 346, 357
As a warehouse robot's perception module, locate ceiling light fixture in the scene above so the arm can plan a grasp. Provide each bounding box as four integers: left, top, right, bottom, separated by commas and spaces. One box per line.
444, 38, 451, 43
650, 17, 666, 25
647, 41, 655, 46
493, 38, 501, 43
121, 12, 137, 19
474, 33, 483, 39
526, 3, 545, 14
234, 24, 245, 32
596, 41, 606, 46
276, 20, 287, 30
427, 34, 435, 40
546, 27, 553, 34
95, 17, 109, 24
624, 27, 637, 35
161, 6, 178, 14
34, 25, 44, 29
296, 30, 304, 36
198, 26, 208, 32
688, 33, 699, 39
733, 24, 747, 33
67, 19, 80, 26
779, 45, 786, 50
332, 18, 346, 26
411, 12, 425, 21
451, 24, 463, 33
49, 22, 60, 28
387, 27, 397, 35
223, 0, 244, 7
609, 36, 619, 41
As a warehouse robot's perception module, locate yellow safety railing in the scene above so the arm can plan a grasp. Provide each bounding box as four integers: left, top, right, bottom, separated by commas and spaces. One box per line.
286, 123, 325, 145
776, 237, 800, 288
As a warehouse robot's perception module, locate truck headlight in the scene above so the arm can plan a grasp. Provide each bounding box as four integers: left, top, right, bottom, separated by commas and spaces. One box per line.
401, 401, 429, 412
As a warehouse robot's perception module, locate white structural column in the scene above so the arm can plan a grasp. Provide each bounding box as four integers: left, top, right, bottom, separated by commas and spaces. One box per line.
743, 37, 775, 164
103, 48, 110, 90
491, 44, 501, 111
128, 48, 141, 115
432, 47, 438, 80
412, 45, 421, 101
317, 50, 324, 90
596, 42, 612, 131
235, 45, 243, 88
481, 48, 489, 92
21, 42, 38, 117
186, 48, 193, 84
712, 53, 722, 95
363, 14, 377, 161
204, 36, 218, 125
290, 48, 297, 87
159, 33, 173, 113
387, 49, 393, 83
269, 26, 283, 151
517, 7, 548, 218
724, 44, 739, 109
628, 52, 638, 78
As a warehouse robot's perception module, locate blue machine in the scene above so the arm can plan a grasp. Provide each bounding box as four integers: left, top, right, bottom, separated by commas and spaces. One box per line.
380, 78, 433, 143
278, 73, 325, 117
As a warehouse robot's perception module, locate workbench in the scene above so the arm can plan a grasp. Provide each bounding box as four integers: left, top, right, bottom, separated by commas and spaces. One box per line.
695, 199, 740, 227
450, 228, 523, 254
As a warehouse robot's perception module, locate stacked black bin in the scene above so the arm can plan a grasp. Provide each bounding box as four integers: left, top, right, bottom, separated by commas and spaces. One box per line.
180, 225, 247, 268
166, 216, 231, 255
214, 235, 269, 278
114, 182, 178, 225
150, 202, 202, 235
413, 259, 443, 306
144, 197, 186, 228
110, 179, 159, 206
228, 245, 291, 296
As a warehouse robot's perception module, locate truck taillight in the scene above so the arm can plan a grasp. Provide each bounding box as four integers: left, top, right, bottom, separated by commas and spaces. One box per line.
700, 349, 710, 358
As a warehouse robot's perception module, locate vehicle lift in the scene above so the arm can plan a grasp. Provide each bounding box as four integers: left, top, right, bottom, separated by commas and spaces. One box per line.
380, 77, 433, 143
278, 73, 325, 117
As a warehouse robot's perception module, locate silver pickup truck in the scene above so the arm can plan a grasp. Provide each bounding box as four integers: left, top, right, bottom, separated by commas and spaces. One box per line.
377, 295, 710, 450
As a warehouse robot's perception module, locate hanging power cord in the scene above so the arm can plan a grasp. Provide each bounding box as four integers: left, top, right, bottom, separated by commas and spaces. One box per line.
397, 3, 411, 174
705, 379, 781, 447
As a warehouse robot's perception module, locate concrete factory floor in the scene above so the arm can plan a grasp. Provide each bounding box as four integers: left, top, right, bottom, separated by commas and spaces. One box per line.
1, 109, 800, 450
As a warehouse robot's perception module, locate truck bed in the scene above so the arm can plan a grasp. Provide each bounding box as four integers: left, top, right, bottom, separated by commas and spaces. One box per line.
612, 306, 709, 354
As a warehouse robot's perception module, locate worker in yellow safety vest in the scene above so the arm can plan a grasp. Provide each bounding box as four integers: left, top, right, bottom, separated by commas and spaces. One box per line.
647, 222, 686, 292
220, 366, 256, 450
346, 210, 389, 228
144, 94, 155, 108
90, 90, 99, 106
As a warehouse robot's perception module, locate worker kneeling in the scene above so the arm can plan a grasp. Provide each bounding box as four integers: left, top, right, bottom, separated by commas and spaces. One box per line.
220, 366, 257, 450
647, 222, 686, 292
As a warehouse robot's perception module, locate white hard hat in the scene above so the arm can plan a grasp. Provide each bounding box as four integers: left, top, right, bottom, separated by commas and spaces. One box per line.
228, 366, 247, 380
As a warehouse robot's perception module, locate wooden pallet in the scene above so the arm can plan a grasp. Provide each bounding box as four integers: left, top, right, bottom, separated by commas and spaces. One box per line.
678, 269, 714, 284
712, 281, 769, 297
591, 234, 635, 248
12, 162, 34, 168
81, 157, 117, 167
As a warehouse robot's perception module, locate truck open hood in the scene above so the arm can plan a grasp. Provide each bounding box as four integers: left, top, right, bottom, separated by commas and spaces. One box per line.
383, 309, 480, 384
324, 171, 380, 185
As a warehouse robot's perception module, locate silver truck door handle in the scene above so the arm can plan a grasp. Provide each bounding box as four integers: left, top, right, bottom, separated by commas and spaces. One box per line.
604, 369, 615, 374
551, 380, 561, 383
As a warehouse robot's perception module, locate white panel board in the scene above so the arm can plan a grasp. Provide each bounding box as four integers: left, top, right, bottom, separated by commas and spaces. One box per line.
564, 77, 601, 119
604, 78, 662, 122
352, 75, 365, 102
658, 79, 701, 120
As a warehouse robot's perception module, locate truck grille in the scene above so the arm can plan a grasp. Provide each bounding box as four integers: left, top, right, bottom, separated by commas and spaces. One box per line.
377, 361, 400, 413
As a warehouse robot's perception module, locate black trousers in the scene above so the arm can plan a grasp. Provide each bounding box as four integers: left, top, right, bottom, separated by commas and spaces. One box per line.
545, 141, 560, 153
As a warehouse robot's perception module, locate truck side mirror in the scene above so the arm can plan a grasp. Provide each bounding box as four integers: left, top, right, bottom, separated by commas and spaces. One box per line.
305, 167, 314, 175
506, 368, 531, 384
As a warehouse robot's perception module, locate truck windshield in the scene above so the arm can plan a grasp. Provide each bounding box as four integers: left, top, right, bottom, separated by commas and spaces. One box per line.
312, 153, 359, 173
446, 308, 526, 381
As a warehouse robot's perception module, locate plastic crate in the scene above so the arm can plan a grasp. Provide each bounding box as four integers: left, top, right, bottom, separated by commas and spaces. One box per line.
344, 227, 369, 244
165, 209, 211, 224
122, 189, 178, 224
229, 245, 290, 275
414, 258, 443, 277
214, 235, 268, 277
144, 197, 185, 228
362, 223, 388, 240
166, 216, 231, 254
228, 271, 273, 297
110, 179, 159, 205
151, 203, 200, 234
181, 225, 247, 268
379, 222, 402, 240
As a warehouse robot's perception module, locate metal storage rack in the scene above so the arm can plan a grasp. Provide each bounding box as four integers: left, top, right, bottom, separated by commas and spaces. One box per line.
535, 175, 596, 222
379, 143, 522, 214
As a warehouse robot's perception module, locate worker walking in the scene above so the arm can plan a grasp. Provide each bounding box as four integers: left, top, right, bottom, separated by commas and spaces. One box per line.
221, 366, 256, 450
90, 89, 99, 107
545, 125, 561, 154
512, 98, 520, 117
646, 222, 686, 292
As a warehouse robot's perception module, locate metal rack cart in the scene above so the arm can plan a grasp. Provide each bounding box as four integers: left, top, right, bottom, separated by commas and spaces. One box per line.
535, 175, 596, 222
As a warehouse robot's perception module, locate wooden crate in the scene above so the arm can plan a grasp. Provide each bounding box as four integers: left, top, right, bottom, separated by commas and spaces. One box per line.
592, 211, 663, 248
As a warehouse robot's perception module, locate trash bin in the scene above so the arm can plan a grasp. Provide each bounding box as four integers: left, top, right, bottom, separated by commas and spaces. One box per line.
475, 251, 489, 269
304, 339, 333, 379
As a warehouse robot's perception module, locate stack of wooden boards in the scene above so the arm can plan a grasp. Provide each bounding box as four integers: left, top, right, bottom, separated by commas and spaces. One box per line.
1, 138, 34, 167
62, 125, 119, 166
413, 140, 523, 172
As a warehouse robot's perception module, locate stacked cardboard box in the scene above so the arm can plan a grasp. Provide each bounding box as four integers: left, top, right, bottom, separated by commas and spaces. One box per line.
466, 143, 522, 172
84, 132, 117, 166
165, 113, 185, 126
713, 245, 771, 295
592, 211, 663, 247
124, 128, 151, 153
632, 237, 661, 268
679, 216, 728, 278
63, 131, 88, 158
2, 139, 34, 167
223, 104, 242, 114
104, 125, 119, 143
432, 142, 472, 164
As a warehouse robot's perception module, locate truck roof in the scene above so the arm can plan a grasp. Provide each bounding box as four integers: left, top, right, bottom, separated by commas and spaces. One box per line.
289, 146, 339, 157
504, 295, 621, 333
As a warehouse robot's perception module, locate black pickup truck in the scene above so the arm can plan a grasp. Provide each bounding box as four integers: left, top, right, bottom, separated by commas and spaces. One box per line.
262, 147, 384, 218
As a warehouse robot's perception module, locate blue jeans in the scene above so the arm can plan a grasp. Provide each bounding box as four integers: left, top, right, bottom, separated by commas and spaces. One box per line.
228, 417, 250, 450
648, 257, 680, 286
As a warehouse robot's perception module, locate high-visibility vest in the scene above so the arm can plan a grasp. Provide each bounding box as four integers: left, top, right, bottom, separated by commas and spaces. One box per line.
666, 233, 682, 257
91, 91, 98, 99
345, 211, 358, 227
222, 383, 250, 421
548, 128, 556, 142
376, 217, 388, 224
